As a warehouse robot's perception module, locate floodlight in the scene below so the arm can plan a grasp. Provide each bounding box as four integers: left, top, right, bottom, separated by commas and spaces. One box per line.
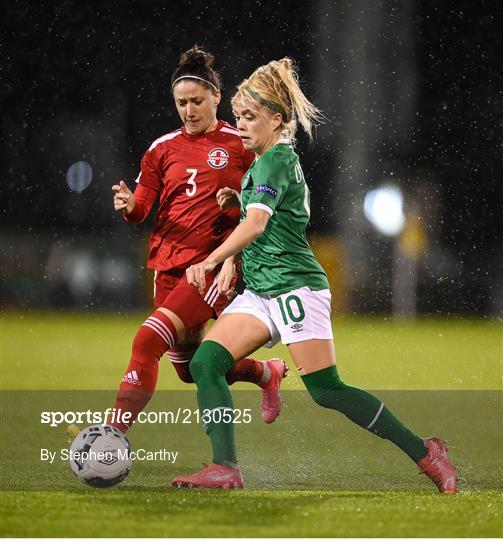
364, 185, 405, 237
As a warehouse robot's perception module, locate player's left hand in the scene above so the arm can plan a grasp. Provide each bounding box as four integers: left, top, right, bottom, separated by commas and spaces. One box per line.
218, 258, 237, 299
217, 187, 241, 210
186, 259, 217, 294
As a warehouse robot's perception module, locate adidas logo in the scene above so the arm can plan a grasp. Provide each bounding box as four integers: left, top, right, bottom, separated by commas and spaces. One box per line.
123, 370, 141, 386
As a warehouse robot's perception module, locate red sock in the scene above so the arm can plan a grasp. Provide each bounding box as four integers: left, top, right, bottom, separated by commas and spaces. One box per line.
170, 361, 194, 383
110, 310, 177, 432
226, 357, 264, 385
167, 349, 265, 386
167, 344, 199, 384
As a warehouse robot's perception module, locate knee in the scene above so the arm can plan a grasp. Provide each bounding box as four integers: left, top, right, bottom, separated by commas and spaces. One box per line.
130, 329, 164, 366
188, 353, 212, 382
188, 341, 232, 382
304, 369, 346, 408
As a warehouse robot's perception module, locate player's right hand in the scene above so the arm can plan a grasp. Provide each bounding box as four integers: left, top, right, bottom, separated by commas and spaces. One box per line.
216, 187, 241, 210
186, 259, 217, 294
112, 180, 136, 215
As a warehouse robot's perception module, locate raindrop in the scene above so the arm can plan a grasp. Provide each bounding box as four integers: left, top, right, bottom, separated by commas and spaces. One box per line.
66, 161, 93, 193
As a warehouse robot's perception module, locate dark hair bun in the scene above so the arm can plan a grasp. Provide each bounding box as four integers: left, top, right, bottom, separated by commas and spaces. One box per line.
171, 45, 221, 93
179, 46, 215, 68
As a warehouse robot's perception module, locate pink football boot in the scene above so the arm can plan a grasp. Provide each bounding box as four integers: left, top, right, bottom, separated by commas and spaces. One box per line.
172, 462, 244, 489
260, 359, 288, 423
418, 437, 458, 494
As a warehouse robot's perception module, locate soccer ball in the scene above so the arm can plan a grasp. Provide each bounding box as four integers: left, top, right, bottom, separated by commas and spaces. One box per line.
69, 424, 132, 488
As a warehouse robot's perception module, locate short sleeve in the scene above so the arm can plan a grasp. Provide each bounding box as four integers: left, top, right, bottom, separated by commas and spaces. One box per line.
136, 149, 162, 193
246, 153, 290, 215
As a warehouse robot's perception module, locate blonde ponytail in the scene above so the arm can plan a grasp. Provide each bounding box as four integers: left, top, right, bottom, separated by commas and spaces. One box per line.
232, 58, 323, 141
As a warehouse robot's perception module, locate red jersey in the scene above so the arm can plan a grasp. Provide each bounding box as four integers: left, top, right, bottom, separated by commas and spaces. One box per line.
128, 120, 254, 272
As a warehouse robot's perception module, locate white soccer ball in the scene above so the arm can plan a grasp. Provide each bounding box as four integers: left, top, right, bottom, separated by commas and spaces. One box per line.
69, 424, 132, 488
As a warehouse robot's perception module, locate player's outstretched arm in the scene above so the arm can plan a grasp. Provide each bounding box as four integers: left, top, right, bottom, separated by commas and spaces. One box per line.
111, 181, 157, 223
186, 208, 270, 292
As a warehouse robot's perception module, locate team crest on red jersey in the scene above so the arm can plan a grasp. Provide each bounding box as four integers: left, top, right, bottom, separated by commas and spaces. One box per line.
207, 147, 229, 169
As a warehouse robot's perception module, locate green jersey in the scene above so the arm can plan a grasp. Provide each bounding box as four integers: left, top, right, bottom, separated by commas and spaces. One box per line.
240, 142, 329, 296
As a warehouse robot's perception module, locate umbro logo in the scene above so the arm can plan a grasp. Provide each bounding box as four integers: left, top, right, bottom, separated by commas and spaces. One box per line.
123, 370, 141, 386
98, 452, 118, 466
291, 323, 303, 333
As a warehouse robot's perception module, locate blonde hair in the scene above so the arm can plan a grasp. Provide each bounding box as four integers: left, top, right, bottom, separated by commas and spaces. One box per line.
231, 58, 323, 141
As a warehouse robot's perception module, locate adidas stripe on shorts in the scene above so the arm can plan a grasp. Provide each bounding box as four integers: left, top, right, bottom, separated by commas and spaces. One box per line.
152, 267, 239, 335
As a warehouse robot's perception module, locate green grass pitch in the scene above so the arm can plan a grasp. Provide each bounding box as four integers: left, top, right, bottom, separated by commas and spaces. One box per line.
1, 312, 502, 537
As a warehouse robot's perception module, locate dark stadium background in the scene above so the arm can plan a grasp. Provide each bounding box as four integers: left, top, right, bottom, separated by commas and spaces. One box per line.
2, 0, 501, 315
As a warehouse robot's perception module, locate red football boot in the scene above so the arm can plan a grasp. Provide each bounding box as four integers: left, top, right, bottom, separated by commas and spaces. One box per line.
171, 462, 244, 489
417, 437, 458, 494
260, 359, 288, 424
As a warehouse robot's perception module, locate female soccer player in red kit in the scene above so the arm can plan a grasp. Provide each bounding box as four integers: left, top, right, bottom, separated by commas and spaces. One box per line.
110, 47, 287, 432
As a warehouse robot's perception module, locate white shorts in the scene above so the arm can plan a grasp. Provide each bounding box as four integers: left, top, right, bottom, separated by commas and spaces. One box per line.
221, 286, 333, 348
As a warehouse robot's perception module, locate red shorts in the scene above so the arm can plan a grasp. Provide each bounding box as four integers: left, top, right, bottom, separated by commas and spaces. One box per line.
153, 267, 238, 335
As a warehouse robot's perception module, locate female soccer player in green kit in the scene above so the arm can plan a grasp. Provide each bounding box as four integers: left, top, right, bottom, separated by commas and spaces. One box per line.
171, 58, 458, 493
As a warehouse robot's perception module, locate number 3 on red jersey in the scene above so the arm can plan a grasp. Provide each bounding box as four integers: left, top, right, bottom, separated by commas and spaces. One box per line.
185, 168, 197, 197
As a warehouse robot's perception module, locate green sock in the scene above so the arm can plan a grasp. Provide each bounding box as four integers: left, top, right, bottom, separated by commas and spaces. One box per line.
302, 365, 427, 462
189, 340, 237, 465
